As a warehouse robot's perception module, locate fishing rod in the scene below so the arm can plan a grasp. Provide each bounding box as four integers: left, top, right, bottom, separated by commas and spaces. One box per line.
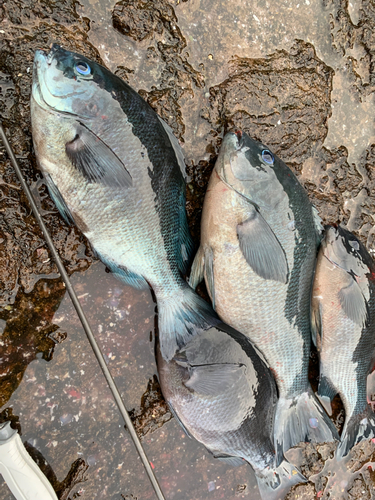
0, 123, 166, 500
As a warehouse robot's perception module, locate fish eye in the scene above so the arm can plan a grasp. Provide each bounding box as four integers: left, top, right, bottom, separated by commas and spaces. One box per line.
75, 61, 91, 76
262, 150, 274, 165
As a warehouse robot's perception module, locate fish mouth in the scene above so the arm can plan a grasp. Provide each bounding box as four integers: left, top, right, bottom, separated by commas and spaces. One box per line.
32, 49, 49, 110
226, 129, 244, 151
32, 46, 57, 110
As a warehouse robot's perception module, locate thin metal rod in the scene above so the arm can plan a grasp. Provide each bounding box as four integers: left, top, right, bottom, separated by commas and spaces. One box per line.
0, 123, 166, 500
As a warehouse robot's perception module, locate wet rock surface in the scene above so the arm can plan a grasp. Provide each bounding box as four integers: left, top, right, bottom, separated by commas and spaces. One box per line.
0, 0, 375, 498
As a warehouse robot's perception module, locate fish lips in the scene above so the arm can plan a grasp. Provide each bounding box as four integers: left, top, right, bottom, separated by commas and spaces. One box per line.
32, 48, 58, 111
32, 51, 49, 109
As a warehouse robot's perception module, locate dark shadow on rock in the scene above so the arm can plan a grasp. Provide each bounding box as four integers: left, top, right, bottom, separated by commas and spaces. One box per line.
0, 278, 66, 407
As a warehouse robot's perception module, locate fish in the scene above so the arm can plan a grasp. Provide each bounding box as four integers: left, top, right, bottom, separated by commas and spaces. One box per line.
157, 323, 306, 500
31, 45, 304, 499
190, 130, 339, 460
311, 225, 375, 458
31, 43, 213, 362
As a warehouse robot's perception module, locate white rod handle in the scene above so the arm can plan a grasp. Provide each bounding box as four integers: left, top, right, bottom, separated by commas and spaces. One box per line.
0, 422, 58, 500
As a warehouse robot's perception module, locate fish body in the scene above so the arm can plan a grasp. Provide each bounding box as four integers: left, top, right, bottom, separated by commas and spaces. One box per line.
190, 131, 338, 458
31, 47, 304, 497
312, 225, 375, 458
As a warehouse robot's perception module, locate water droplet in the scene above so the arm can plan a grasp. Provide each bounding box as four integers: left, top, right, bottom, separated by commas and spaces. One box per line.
59, 413, 73, 426
349, 240, 359, 250
208, 481, 215, 492
309, 417, 319, 428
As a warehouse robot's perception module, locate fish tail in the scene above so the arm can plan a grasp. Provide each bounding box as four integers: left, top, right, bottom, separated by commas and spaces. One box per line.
158, 282, 219, 361
274, 387, 339, 461
337, 405, 375, 460
255, 460, 306, 500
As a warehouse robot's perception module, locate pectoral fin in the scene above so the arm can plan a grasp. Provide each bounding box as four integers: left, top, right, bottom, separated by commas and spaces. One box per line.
338, 278, 369, 327
237, 210, 288, 283
66, 123, 132, 188
185, 363, 246, 396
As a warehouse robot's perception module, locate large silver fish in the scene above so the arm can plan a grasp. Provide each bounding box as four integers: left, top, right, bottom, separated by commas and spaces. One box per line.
31, 45, 304, 498
190, 130, 338, 459
31, 43, 214, 362
312, 225, 375, 458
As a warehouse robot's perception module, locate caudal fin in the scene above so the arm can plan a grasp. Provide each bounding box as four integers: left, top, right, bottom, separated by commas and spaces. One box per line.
158, 282, 219, 361
256, 460, 306, 500
337, 405, 375, 459
274, 387, 339, 462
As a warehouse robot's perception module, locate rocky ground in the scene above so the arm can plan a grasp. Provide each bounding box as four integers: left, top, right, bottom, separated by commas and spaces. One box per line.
0, 0, 375, 498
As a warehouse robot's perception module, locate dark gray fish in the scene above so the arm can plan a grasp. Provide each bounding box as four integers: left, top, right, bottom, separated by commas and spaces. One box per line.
158, 322, 306, 499
190, 131, 338, 459
31, 46, 304, 498
312, 225, 375, 458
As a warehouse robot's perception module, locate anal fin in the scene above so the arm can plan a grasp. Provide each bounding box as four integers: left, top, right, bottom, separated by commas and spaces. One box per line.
112, 265, 148, 290
97, 253, 148, 290
176, 186, 194, 274
318, 375, 338, 402
311, 301, 322, 349
157, 116, 187, 181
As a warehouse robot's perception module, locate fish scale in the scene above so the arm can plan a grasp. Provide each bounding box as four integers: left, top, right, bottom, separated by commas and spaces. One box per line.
190, 131, 338, 459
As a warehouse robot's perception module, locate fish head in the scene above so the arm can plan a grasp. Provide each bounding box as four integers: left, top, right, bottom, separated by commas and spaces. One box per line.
322, 225, 374, 279
215, 131, 284, 208
32, 44, 108, 119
